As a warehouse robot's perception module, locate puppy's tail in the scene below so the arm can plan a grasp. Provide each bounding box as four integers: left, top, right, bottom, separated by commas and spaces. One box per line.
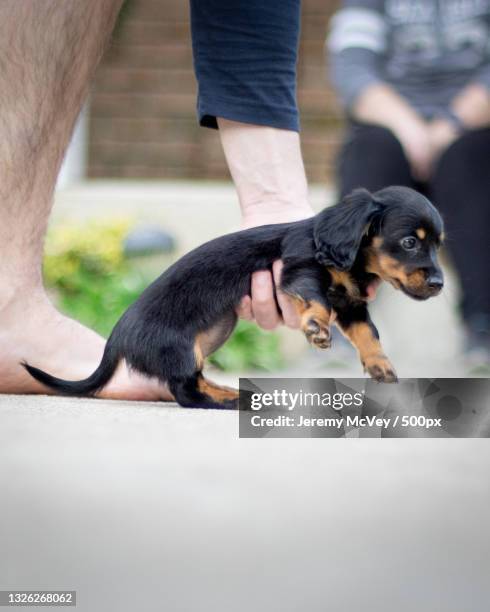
22, 342, 119, 397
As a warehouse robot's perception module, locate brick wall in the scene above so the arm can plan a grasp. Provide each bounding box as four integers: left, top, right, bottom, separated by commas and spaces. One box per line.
89, 0, 343, 184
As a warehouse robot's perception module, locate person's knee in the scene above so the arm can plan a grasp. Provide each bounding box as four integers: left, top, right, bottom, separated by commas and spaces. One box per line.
437, 128, 490, 177
339, 124, 411, 194
355, 125, 404, 155
346, 125, 409, 171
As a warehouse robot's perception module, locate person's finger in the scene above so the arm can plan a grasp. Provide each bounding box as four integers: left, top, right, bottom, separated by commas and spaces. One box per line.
251, 270, 281, 330
237, 295, 254, 321
272, 260, 301, 329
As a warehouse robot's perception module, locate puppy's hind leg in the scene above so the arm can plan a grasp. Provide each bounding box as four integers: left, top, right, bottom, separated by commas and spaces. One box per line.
165, 332, 238, 409
168, 373, 239, 410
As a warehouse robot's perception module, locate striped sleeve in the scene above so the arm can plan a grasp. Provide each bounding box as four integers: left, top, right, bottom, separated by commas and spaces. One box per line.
327, 1, 387, 110
475, 56, 490, 90
328, 6, 387, 54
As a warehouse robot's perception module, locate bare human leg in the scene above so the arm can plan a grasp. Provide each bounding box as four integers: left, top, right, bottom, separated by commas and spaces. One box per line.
0, 0, 171, 400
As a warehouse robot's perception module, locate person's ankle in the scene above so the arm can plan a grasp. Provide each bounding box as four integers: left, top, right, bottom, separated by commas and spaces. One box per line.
0, 280, 48, 315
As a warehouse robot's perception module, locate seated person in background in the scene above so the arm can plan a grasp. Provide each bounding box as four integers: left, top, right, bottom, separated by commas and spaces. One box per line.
327, 0, 490, 360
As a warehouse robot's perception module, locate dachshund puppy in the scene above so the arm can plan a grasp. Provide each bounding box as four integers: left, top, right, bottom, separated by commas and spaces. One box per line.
24, 186, 444, 409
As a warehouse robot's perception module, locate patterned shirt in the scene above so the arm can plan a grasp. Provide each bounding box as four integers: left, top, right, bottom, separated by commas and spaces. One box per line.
328, 0, 490, 117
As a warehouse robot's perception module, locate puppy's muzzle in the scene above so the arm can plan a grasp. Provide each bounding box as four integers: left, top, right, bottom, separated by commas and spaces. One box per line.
426, 271, 444, 295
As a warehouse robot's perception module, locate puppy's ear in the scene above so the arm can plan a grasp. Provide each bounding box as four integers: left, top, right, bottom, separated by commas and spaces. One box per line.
314, 188, 382, 270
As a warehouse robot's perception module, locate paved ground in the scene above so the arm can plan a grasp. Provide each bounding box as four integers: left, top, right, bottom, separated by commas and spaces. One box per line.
0, 396, 490, 612
1, 394, 490, 612
2, 182, 489, 611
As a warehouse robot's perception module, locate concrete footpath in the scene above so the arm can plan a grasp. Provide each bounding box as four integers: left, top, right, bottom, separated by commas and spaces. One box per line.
1, 393, 490, 612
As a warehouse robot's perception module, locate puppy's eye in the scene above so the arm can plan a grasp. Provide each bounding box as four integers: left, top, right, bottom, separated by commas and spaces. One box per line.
401, 236, 417, 250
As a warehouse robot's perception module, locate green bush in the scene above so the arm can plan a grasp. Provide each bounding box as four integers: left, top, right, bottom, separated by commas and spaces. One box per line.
44, 219, 148, 337
209, 320, 283, 371
44, 220, 283, 371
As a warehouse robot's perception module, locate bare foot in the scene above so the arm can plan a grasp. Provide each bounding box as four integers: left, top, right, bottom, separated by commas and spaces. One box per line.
0, 290, 173, 401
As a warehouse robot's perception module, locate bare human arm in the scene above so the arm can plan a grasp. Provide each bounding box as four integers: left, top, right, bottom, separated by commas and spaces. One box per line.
191, 1, 310, 331
452, 81, 490, 129
219, 118, 314, 330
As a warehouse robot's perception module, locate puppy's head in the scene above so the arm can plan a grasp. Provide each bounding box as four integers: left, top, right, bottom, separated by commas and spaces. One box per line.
314, 186, 444, 301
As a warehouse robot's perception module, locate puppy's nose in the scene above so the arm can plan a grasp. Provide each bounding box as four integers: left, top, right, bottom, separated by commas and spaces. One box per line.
427, 273, 444, 291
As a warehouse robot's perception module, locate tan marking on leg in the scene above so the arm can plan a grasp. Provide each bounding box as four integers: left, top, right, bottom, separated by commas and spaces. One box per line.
440, 231, 445, 242
284, 295, 332, 349
338, 321, 397, 383
197, 376, 239, 402
301, 301, 332, 349
194, 339, 204, 370
304, 301, 331, 327
343, 322, 383, 361
328, 268, 359, 298
416, 228, 426, 240
287, 294, 307, 316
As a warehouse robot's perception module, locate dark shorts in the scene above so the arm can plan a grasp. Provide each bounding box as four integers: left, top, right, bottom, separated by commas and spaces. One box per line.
190, 0, 301, 131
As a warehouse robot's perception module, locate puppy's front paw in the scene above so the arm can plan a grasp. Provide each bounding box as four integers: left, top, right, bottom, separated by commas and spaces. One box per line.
303, 318, 331, 349
364, 355, 398, 383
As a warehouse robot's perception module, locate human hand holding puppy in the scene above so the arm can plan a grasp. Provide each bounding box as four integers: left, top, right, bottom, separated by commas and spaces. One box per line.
218, 118, 314, 331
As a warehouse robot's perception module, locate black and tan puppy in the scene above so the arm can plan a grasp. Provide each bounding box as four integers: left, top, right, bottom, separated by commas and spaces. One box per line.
24, 186, 444, 409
